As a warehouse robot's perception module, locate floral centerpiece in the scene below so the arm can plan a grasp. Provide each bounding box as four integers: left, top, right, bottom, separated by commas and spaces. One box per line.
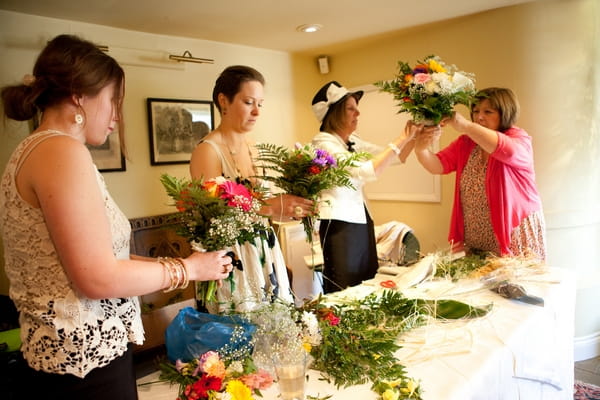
161, 174, 268, 305
375, 55, 476, 125
255, 143, 368, 241
158, 335, 275, 400
156, 289, 491, 400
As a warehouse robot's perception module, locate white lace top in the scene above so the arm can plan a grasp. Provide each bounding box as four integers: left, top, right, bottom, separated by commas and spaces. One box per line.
0, 130, 144, 377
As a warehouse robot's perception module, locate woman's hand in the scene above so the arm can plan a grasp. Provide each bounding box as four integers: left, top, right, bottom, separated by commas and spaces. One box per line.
441, 112, 471, 132
184, 250, 233, 282
414, 124, 441, 151
263, 194, 316, 221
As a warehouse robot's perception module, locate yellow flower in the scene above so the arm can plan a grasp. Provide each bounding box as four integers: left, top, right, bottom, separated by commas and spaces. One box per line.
382, 388, 400, 400
400, 379, 418, 396
387, 378, 402, 388
226, 379, 253, 400
428, 58, 446, 73
302, 341, 312, 352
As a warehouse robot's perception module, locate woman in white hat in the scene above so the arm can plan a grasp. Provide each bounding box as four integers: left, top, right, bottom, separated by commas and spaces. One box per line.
311, 81, 418, 293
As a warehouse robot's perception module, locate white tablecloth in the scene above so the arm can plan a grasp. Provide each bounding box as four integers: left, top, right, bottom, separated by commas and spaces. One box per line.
137, 266, 575, 400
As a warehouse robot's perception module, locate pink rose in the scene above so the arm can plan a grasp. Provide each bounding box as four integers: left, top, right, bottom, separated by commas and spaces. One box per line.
240, 369, 275, 390
413, 73, 431, 84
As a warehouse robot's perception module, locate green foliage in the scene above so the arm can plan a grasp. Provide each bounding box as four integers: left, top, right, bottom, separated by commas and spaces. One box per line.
433, 253, 489, 281
303, 290, 489, 398
255, 143, 368, 200
255, 143, 369, 240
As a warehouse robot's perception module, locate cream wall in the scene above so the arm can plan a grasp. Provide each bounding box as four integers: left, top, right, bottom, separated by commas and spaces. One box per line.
1, 0, 598, 357
291, 0, 600, 358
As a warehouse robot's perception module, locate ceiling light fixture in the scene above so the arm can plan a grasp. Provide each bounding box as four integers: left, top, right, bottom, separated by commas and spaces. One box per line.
296, 24, 323, 33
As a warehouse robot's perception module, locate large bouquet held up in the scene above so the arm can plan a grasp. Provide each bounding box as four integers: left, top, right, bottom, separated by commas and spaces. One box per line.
375, 55, 476, 125
255, 143, 368, 241
161, 174, 268, 305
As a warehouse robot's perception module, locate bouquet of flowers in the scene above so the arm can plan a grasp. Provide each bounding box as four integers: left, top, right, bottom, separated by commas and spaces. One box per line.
375, 55, 476, 125
255, 143, 368, 241
158, 347, 274, 400
161, 174, 268, 305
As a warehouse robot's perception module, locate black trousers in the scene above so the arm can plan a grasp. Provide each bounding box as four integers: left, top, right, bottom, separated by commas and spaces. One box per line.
319, 210, 379, 293
15, 344, 138, 400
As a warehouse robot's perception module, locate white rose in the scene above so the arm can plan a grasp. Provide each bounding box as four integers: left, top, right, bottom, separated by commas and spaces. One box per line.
431, 72, 453, 95
451, 72, 475, 91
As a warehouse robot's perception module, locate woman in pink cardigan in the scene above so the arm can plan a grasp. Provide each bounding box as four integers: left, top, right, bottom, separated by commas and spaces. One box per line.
414, 87, 546, 260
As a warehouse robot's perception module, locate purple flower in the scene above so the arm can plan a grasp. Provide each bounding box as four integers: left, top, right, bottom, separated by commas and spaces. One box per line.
313, 149, 337, 167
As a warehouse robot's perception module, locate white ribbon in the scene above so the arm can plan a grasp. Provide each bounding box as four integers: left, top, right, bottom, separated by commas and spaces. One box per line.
311, 83, 350, 122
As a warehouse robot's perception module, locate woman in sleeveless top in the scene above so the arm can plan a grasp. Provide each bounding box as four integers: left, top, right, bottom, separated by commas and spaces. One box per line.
190, 65, 315, 313
414, 88, 546, 260
0, 34, 232, 399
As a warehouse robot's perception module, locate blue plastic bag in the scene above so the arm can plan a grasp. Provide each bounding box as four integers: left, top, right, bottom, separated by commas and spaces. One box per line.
165, 307, 256, 362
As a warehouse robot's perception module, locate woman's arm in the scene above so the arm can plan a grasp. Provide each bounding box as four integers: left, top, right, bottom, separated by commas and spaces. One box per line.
23, 137, 231, 299
414, 125, 444, 174
370, 121, 418, 175
444, 112, 498, 154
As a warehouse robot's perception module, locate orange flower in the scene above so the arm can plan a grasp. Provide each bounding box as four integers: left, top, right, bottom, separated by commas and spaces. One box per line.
202, 180, 220, 197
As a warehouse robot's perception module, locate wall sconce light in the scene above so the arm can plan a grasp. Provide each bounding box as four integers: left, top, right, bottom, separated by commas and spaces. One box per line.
169, 50, 214, 64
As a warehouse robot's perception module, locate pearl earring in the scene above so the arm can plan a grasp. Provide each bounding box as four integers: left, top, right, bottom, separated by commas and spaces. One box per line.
75, 113, 84, 125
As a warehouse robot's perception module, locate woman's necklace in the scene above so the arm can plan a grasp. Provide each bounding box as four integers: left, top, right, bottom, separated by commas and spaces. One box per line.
222, 133, 256, 178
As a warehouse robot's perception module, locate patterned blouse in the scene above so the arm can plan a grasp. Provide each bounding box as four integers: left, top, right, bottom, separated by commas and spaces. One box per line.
0, 130, 144, 377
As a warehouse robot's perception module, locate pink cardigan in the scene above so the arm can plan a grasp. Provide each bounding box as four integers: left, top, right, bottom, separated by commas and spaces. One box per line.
436, 126, 543, 255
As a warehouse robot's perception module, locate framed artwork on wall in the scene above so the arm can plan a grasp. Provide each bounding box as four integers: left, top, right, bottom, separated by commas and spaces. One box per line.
31, 113, 126, 172
86, 130, 126, 172
147, 98, 214, 165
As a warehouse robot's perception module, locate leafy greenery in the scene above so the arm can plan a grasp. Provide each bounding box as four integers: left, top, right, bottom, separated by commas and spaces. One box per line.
301, 290, 491, 399
433, 253, 490, 281
255, 143, 369, 240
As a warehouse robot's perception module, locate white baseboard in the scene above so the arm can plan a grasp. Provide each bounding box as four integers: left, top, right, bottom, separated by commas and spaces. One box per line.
574, 331, 600, 361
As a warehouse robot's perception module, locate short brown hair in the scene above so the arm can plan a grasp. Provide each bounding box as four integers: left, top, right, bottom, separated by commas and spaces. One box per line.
212, 65, 265, 114
471, 87, 520, 132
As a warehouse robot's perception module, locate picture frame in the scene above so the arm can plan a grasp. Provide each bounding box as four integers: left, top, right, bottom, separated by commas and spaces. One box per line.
147, 98, 214, 165
86, 129, 126, 172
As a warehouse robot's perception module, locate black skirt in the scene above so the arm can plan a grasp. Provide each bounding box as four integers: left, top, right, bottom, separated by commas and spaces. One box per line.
319, 208, 379, 293
13, 344, 138, 400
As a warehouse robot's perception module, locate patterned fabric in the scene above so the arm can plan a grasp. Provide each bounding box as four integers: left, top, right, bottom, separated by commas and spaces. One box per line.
461, 147, 498, 253
201, 140, 293, 313
574, 381, 600, 400
0, 131, 144, 378
460, 146, 546, 259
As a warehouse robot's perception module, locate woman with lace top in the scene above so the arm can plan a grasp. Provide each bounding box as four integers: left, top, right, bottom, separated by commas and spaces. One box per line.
0, 34, 232, 400
190, 65, 314, 312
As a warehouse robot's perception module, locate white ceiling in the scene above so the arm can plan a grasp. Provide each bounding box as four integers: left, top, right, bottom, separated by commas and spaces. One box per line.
0, 0, 537, 53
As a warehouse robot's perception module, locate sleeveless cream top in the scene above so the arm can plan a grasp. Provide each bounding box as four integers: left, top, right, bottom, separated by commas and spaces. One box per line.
0, 130, 144, 377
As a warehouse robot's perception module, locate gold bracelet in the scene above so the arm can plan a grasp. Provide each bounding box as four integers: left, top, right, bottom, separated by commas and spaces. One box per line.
159, 257, 178, 293
174, 258, 189, 289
